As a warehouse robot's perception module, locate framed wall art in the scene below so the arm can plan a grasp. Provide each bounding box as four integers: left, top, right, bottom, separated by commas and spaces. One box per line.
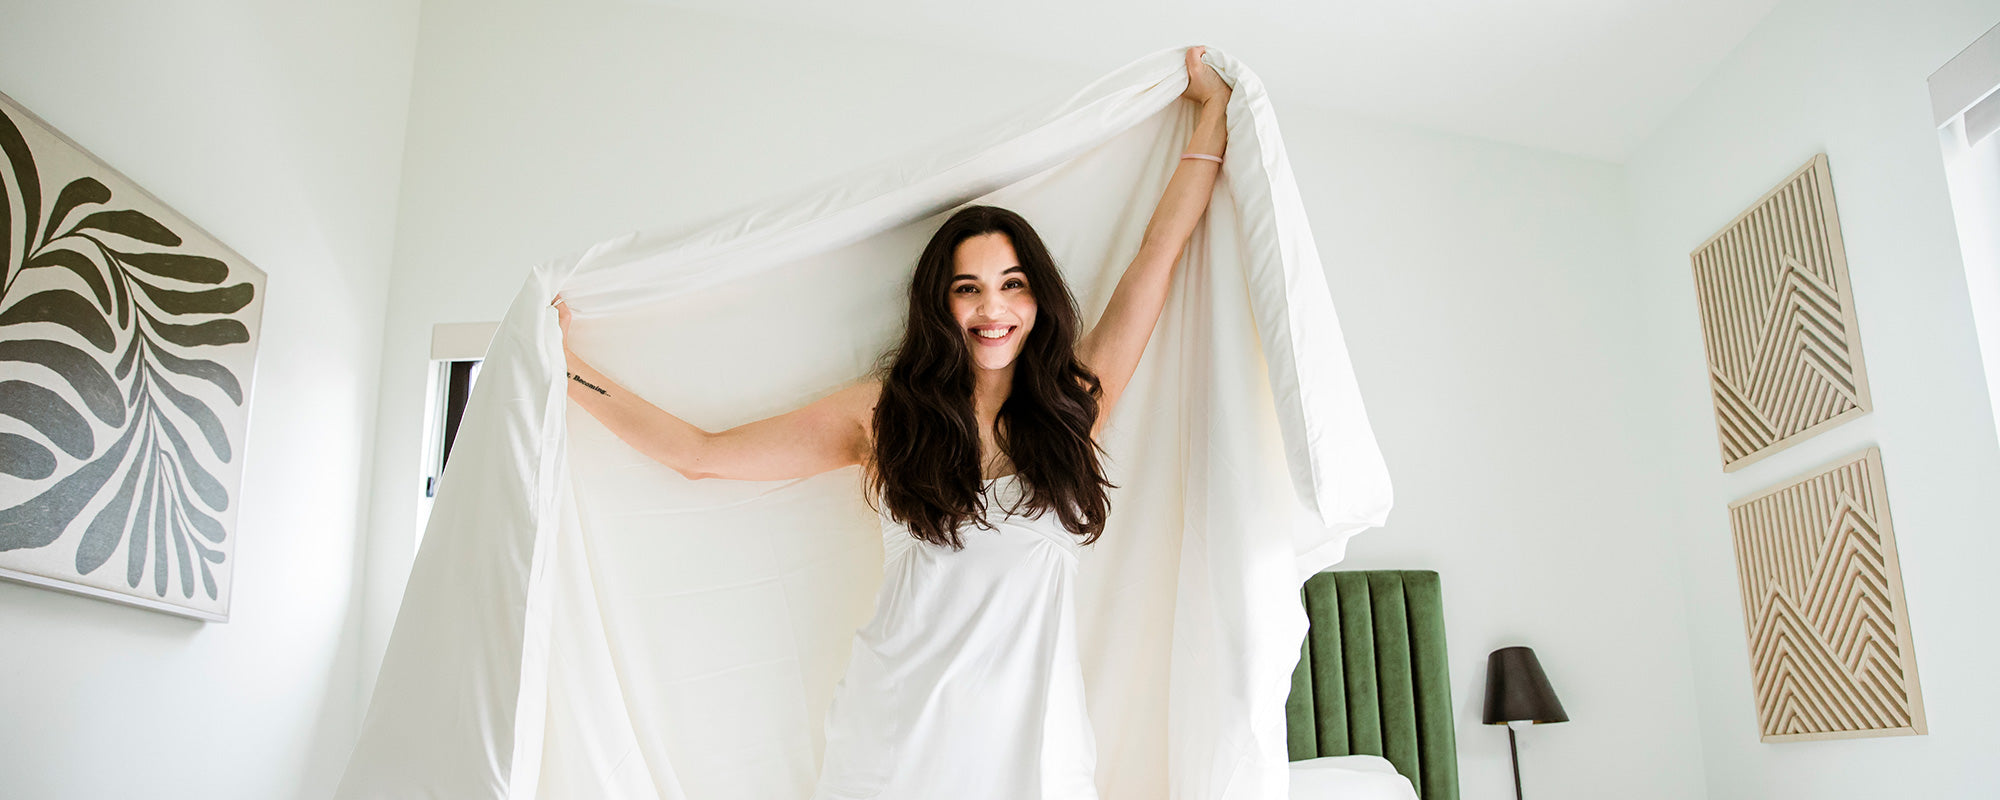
1729, 448, 1925, 742
1691, 154, 1872, 471
0, 90, 266, 621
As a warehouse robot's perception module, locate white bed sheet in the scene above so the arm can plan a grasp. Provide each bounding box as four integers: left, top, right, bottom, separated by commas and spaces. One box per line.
1287, 756, 1421, 800
334, 47, 1390, 800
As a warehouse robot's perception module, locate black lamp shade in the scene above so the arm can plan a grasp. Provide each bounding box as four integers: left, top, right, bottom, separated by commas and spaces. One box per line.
1483, 646, 1569, 725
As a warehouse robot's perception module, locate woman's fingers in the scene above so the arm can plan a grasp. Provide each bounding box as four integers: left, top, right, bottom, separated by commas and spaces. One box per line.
1182, 45, 1224, 103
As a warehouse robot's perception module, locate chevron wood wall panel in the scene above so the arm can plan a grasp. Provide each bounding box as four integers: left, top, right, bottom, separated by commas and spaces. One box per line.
1692, 155, 1872, 471
1729, 448, 1924, 743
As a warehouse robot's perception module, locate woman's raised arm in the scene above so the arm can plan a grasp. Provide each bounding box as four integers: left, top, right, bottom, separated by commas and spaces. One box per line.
558, 299, 878, 481
1078, 46, 1230, 433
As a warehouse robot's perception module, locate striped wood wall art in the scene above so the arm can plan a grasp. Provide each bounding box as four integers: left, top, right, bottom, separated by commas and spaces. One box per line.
1691, 154, 1872, 472
1729, 448, 1925, 742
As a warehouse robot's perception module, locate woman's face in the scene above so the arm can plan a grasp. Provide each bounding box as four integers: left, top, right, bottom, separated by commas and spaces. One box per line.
948, 232, 1038, 372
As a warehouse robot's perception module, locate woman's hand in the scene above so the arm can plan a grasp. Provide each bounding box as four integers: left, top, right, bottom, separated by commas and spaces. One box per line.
554, 294, 573, 340
1181, 46, 1229, 105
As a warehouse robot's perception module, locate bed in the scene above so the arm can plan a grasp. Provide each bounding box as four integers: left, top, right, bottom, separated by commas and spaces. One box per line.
1286, 570, 1460, 800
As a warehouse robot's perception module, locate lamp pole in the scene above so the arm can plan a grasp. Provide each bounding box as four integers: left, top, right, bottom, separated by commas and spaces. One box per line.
1507, 723, 1524, 800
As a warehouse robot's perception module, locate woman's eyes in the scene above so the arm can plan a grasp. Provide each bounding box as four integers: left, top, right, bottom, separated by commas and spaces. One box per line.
952, 279, 1027, 294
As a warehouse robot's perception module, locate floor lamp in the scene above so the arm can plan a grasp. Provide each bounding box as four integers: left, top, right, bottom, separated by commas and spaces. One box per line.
1483, 646, 1569, 800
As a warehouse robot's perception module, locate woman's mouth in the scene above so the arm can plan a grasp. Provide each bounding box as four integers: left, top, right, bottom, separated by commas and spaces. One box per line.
970, 325, 1016, 347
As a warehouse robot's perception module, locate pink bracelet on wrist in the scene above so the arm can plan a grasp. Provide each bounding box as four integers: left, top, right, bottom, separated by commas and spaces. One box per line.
1180, 153, 1223, 164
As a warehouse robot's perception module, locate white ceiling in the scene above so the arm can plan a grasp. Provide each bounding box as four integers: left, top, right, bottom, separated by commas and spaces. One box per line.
642, 0, 1782, 161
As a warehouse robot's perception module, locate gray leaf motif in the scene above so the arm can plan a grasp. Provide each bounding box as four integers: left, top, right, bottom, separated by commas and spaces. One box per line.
75, 433, 144, 574
75, 210, 181, 248
24, 248, 111, 312
1, 100, 41, 281
0, 432, 54, 480
118, 252, 228, 284
0, 419, 139, 551
1, 101, 255, 602
0, 338, 125, 426
40, 177, 109, 244
0, 288, 116, 351
0, 380, 92, 457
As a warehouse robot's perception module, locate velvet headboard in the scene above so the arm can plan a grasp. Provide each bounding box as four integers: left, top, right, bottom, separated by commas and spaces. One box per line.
1286, 570, 1460, 800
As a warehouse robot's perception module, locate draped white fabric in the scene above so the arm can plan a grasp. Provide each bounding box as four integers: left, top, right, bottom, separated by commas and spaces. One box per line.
333, 48, 1391, 800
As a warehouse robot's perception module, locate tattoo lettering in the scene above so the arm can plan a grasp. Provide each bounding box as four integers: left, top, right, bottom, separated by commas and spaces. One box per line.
568, 372, 609, 396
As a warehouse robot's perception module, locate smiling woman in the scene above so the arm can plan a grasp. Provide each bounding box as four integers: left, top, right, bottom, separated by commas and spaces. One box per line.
554, 46, 1229, 556
871, 204, 1109, 551
548, 46, 1232, 799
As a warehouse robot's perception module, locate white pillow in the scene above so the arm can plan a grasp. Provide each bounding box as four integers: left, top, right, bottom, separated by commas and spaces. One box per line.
1287, 755, 1421, 800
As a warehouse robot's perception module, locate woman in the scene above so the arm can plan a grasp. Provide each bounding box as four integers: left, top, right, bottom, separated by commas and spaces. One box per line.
556, 46, 1230, 800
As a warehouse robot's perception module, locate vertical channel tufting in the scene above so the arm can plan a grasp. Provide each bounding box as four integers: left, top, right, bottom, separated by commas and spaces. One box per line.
1403, 571, 1460, 800
1286, 588, 1318, 760
1368, 572, 1421, 787
1286, 570, 1460, 800
1306, 575, 1349, 756
1335, 572, 1383, 755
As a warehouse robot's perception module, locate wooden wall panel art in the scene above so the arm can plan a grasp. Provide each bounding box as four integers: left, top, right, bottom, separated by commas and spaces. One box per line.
1691, 154, 1871, 471
1729, 448, 1924, 742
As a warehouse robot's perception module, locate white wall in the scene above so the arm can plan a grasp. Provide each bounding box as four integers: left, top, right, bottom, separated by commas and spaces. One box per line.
0, 3, 418, 800
363, 5, 1710, 799
1624, 0, 2000, 797
1304, 108, 1708, 800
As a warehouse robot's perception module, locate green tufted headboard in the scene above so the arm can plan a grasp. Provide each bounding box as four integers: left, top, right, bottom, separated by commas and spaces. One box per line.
1286, 570, 1460, 800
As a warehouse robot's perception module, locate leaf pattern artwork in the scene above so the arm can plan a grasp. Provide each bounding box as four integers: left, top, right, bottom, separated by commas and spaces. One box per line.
0, 94, 264, 620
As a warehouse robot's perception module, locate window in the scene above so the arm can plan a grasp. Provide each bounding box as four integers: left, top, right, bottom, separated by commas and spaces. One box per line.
422, 358, 480, 500
1933, 24, 2000, 449
417, 322, 498, 547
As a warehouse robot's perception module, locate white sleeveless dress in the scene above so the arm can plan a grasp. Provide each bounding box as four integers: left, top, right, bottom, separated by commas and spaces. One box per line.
810, 472, 1099, 800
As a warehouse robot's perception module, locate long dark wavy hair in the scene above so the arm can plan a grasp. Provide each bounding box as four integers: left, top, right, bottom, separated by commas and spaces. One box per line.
868, 205, 1113, 549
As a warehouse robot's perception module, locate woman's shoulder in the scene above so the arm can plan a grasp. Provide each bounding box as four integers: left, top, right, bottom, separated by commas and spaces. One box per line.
831, 379, 883, 409
827, 379, 883, 435
784, 380, 880, 470
825, 379, 883, 470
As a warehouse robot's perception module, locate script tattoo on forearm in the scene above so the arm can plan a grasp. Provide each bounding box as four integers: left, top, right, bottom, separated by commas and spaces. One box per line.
568, 372, 609, 396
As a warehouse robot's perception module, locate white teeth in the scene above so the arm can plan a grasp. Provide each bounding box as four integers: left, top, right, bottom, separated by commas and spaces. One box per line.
975, 328, 1010, 339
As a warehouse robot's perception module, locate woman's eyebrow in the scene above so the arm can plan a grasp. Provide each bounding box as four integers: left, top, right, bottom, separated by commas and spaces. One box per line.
951, 266, 1026, 281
